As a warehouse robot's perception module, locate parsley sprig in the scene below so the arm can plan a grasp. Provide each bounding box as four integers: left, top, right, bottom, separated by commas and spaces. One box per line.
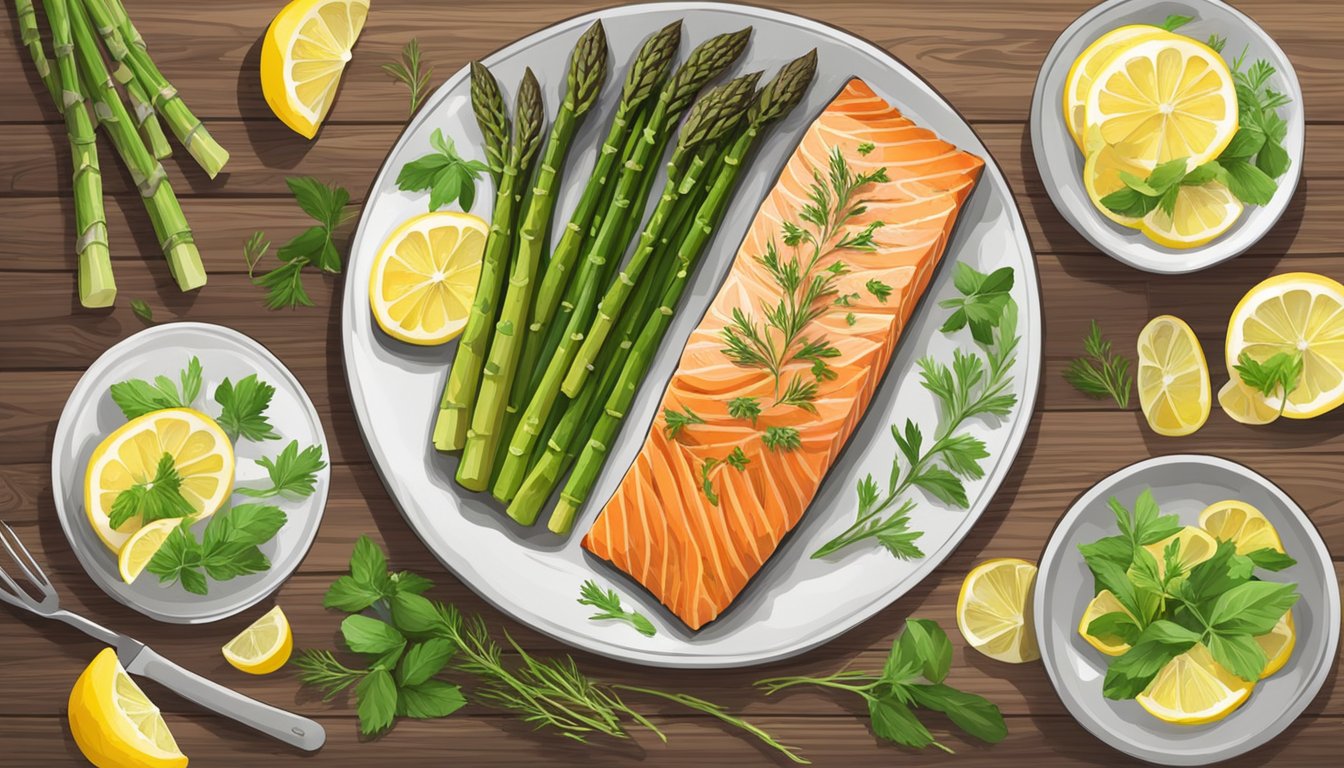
757, 618, 1007, 751
1080, 491, 1300, 694
1234, 350, 1302, 418
577, 579, 656, 637
214, 373, 280, 442
236, 440, 327, 498
109, 357, 202, 419
813, 266, 1018, 560
1063, 320, 1133, 408
254, 177, 352, 310
147, 503, 287, 595
107, 453, 195, 531
396, 128, 491, 213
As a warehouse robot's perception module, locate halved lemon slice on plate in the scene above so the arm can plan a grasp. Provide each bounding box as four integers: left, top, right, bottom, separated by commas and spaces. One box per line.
1225, 272, 1344, 419
223, 606, 294, 675
1063, 24, 1175, 148
1083, 141, 1153, 229
1078, 589, 1135, 656
118, 517, 186, 584
261, 0, 370, 139
68, 648, 187, 768
1137, 315, 1210, 436
1257, 610, 1295, 679
370, 211, 488, 345
85, 408, 234, 551
1136, 643, 1253, 725
1198, 499, 1284, 554
957, 558, 1040, 663
1142, 525, 1219, 576
1139, 181, 1243, 249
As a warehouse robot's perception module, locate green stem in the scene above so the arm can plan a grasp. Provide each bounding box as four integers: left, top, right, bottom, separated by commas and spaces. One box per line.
612, 685, 810, 765
15, 0, 59, 108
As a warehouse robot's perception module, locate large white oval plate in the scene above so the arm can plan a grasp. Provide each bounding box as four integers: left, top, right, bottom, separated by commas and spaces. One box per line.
342, 2, 1041, 668
53, 322, 331, 623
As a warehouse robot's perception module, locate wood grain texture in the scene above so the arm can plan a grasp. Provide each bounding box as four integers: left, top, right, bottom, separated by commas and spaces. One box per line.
1, 0, 1341, 766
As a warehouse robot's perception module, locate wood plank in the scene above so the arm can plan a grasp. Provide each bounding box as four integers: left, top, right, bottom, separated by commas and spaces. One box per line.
3, 0, 1341, 124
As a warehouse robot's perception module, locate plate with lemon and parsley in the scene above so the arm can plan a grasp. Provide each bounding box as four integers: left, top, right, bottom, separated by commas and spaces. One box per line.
1030, 0, 1304, 274
1034, 455, 1339, 766
52, 323, 331, 624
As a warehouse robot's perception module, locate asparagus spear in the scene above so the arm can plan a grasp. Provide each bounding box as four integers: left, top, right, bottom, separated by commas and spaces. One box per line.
514, 22, 683, 404
79, 0, 229, 177
457, 23, 610, 491
561, 72, 761, 397
68, 0, 207, 291
469, 61, 511, 188
15, 0, 59, 107
91, 0, 171, 159
434, 67, 544, 454
550, 50, 818, 535
39, 0, 113, 307
501, 28, 753, 495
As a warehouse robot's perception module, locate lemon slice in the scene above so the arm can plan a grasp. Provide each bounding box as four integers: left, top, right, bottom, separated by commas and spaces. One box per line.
1137, 315, 1210, 436
86, 408, 234, 552
1139, 181, 1243, 249
1199, 499, 1284, 554
1084, 36, 1238, 170
1078, 589, 1135, 656
223, 606, 294, 675
1142, 525, 1219, 577
1084, 142, 1153, 228
1218, 378, 1281, 425
118, 518, 186, 584
957, 558, 1040, 663
69, 648, 187, 768
260, 0, 369, 139
1225, 272, 1344, 419
1257, 610, 1295, 679
1063, 25, 1174, 148
1137, 643, 1253, 724
370, 211, 488, 345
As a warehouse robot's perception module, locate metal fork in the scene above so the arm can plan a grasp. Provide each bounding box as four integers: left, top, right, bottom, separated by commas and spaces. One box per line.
0, 521, 324, 751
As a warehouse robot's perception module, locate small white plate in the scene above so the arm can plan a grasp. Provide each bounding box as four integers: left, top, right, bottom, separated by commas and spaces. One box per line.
1034, 455, 1339, 765
52, 322, 330, 624
1029, 0, 1304, 274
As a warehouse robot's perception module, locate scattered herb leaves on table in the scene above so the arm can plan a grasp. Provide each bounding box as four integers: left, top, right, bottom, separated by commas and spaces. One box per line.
253, 177, 352, 310
243, 231, 270, 278
1063, 320, 1133, 408
130, 299, 154, 324
381, 38, 434, 117
577, 579, 656, 637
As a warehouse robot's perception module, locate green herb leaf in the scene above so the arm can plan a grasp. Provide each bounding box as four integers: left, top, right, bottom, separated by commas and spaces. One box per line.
907, 683, 1008, 744
856, 141, 875, 156
396, 638, 456, 686
897, 618, 953, 684
109, 357, 201, 418
1234, 351, 1301, 414
255, 178, 350, 308
1244, 547, 1297, 571
1220, 158, 1278, 205
938, 264, 1013, 344
355, 668, 398, 735
107, 453, 195, 530
342, 615, 408, 657
145, 524, 206, 594
350, 535, 389, 585
1063, 321, 1133, 407
1102, 621, 1199, 699
662, 404, 704, 439
130, 299, 154, 324
1159, 14, 1193, 31
1207, 631, 1268, 682
396, 129, 490, 213
1221, 125, 1267, 159
868, 694, 938, 749
762, 425, 802, 452
396, 679, 467, 719
725, 446, 750, 471
243, 231, 270, 277
214, 374, 280, 442
1087, 611, 1141, 647
865, 278, 892, 303
1209, 580, 1300, 635
578, 579, 657, 637
381, 38, 434, 117
236, 441, 326, 498
254, 258, 314, 311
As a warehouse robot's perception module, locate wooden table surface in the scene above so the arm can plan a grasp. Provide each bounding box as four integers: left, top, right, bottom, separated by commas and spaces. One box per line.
2, 0, 1342, 765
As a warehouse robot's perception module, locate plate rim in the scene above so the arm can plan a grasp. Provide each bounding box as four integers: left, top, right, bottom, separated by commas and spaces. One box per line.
50, 321, 331, 624
341, 0, 1044, 668
1027, 0, 1305, 275
1032, 453, 1340, 765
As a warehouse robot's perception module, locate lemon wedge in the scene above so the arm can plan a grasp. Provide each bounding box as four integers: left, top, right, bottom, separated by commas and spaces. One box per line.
1257, 610, 1295, 679
1199, 499, 1284, 554
85, 408, 234, 552
69, 648, 188, 768
370, 211, 488, 345
1084, 141, 1154, 228
1136, 644, 1253, 724
1142, 525, 1219, 577
1139, 181, 1243, 249
1084, 36, 1238, 170
118, 518, 186, 584
1225, 272, 1344, 419
223, 606, 294, 675
1218, 378, 1281, 425
957, 558, 1040, 663
1137, 315, 1210, 436
1078, 589, 1135, 656
260, 0, 369, 139
1063, 24, 1175, 148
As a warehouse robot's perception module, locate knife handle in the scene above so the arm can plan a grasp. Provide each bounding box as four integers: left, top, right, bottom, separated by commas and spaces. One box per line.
134, 648, 325, 751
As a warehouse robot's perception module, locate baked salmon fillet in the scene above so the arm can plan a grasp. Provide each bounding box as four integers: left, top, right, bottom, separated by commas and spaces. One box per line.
582, 78, 985, 630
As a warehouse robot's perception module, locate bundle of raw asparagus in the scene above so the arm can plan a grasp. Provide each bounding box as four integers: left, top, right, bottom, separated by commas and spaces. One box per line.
15, 0, 228, 307
430, 18, 817, 534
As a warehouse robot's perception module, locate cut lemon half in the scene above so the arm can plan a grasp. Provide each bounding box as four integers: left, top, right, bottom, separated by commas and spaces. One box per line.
1084, 36, 1238, 170
1218, 378, 1281, 425
1257, 610, 1295, 679
1063, 24, 1174, 148
69, 648, 187, 768
957, 558, 1040, 663
1084, 141, 1153, 228
1137, 315, 1210, 436
370, 211, 488, 345
1139, 181, 1242, 249
118, 518, 186, 584
223, 606, 293, 675
1199, 499, 1284, 554
1078, 589, 1135, 656
1225, 272, 1344, 419
86, 408, 234, 552
1142, 525, 1219, 577
260, 0, 369, 139
1136, 643, 1253, 725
